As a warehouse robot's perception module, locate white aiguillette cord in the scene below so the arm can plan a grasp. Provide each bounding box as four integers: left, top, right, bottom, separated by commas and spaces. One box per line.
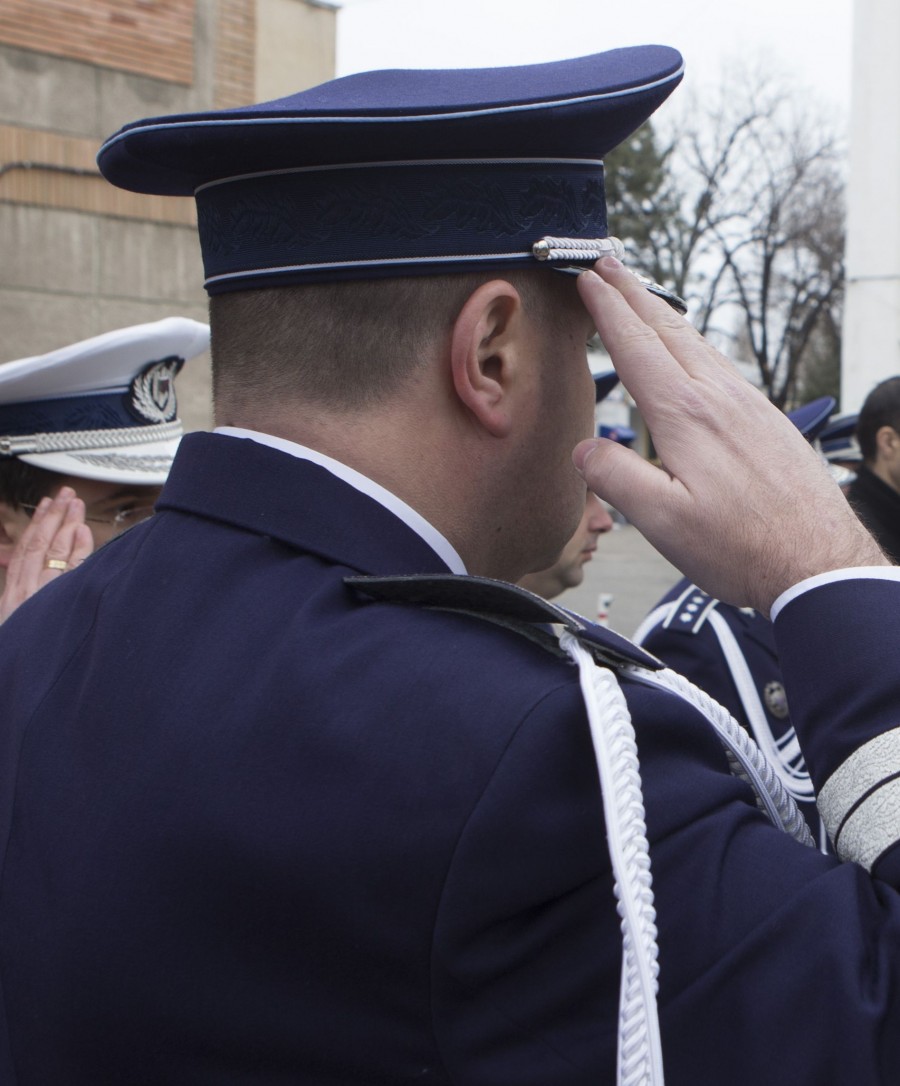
558, 631, 664, 1086
557, 630, 817, 1086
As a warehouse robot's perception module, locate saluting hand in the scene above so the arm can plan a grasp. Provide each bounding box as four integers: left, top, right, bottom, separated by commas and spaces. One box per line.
573, 257, 887, 615
0, 488, 94, 624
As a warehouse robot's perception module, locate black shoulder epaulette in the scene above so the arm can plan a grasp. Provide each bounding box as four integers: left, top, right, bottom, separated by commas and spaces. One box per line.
345, 573, 662, 672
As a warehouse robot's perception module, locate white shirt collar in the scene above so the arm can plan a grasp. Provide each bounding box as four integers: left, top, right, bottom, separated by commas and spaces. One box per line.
214, 426, 467, 574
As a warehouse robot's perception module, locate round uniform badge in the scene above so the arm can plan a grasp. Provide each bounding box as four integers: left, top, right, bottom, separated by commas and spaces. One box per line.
764, 680, 790, 719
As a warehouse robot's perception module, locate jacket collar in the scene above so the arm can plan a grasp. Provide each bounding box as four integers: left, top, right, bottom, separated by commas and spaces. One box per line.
157, 432, 454, 576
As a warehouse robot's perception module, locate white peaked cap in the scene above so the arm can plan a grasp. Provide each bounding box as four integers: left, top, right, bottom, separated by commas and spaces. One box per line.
0, 317, 210, 486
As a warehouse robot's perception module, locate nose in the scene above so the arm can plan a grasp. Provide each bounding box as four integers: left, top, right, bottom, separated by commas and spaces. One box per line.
586, 493, 614, 534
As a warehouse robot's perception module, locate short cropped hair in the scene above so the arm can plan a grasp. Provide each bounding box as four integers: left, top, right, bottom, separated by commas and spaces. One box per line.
0, 459, 65, 511
857, 376, 900, 462
210, 269, 581, 414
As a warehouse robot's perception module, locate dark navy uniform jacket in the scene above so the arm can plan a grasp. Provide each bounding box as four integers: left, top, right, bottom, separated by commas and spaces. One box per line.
2, 432, 900, 1085
634, 577, 827, 849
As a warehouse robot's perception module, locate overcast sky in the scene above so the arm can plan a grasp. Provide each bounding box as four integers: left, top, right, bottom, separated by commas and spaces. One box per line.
335, 0, 854, 122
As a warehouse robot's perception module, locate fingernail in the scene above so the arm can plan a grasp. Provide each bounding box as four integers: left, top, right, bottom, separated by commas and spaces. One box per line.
599, 256, 621, 271
572, 439, 602, 472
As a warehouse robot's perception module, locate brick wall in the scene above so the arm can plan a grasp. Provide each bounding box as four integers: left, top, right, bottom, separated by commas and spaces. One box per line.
0, 0, 195, 85
214, 0, 255, 108
0, 0, 334, 412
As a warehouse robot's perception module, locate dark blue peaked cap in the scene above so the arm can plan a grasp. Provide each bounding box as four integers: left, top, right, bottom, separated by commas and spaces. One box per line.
787, 396, 835, 441
818, 412, 861, 462
594, 370, 620, 403
97, 46, 683, 295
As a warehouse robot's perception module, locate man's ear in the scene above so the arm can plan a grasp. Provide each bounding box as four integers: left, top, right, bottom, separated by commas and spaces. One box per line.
0, 502, 27, 570
448, 279, 529, 438
875, 425, 900, 463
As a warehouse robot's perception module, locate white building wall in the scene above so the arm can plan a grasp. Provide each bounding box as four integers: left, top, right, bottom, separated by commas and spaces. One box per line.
841, 0, 900, 411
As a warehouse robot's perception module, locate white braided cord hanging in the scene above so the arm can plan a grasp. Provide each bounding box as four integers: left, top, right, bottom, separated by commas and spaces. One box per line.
558, 632, 819, 1086
559, 631, 664, 1086
703, 610, 816, 803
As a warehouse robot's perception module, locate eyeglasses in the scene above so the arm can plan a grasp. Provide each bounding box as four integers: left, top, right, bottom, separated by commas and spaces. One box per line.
21, 503, 157, 528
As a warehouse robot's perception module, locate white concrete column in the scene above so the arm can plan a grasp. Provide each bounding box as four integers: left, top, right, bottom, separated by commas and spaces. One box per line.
841, 0, 900, 411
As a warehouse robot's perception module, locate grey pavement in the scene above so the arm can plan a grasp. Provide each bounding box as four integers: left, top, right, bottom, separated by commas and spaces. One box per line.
555, 521, 681, 638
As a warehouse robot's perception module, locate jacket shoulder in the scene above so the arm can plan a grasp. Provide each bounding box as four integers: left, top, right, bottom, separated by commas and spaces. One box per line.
346, 573, 663, 672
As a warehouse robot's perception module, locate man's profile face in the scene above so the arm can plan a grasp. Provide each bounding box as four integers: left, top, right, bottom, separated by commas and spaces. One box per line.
875, 426, 900, 495
519, 491, 613, 600
552, 492, 614, 590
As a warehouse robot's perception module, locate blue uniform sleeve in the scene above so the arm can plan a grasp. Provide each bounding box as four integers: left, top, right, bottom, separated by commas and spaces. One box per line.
774, 574, 900, 880
432, 611, 900, 1085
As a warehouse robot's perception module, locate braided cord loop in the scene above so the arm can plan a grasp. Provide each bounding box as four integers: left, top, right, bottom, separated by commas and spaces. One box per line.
559, 631, 664, 1086
558, 635, 818, 1086
632, 666, 815, 848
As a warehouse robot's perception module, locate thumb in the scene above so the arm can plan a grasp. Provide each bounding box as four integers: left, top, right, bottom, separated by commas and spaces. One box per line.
573, 439, 671, 526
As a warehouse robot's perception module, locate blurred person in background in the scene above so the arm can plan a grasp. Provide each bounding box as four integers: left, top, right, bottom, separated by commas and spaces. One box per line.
818, 412, 860, 492
847, 376, 900, 560
518, 490, 612, 599
519, 372, 617, 599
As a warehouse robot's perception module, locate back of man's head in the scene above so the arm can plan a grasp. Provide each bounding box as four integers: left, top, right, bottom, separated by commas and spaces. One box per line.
210, 269, 580, 420
857, 376, 900, 465
99, 47, 685, 580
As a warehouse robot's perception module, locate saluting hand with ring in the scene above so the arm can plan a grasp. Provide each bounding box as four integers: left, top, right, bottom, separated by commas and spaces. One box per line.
0, 487, 94, 624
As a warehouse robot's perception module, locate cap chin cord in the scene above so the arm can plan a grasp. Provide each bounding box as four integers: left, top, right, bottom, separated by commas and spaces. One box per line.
0, 420, 182, 458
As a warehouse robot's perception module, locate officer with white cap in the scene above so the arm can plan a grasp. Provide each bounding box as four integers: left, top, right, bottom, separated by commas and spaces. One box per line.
0, 317, 209, 619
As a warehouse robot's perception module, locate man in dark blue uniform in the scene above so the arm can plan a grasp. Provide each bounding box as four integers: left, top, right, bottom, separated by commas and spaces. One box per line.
0, 48, 899, 1086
